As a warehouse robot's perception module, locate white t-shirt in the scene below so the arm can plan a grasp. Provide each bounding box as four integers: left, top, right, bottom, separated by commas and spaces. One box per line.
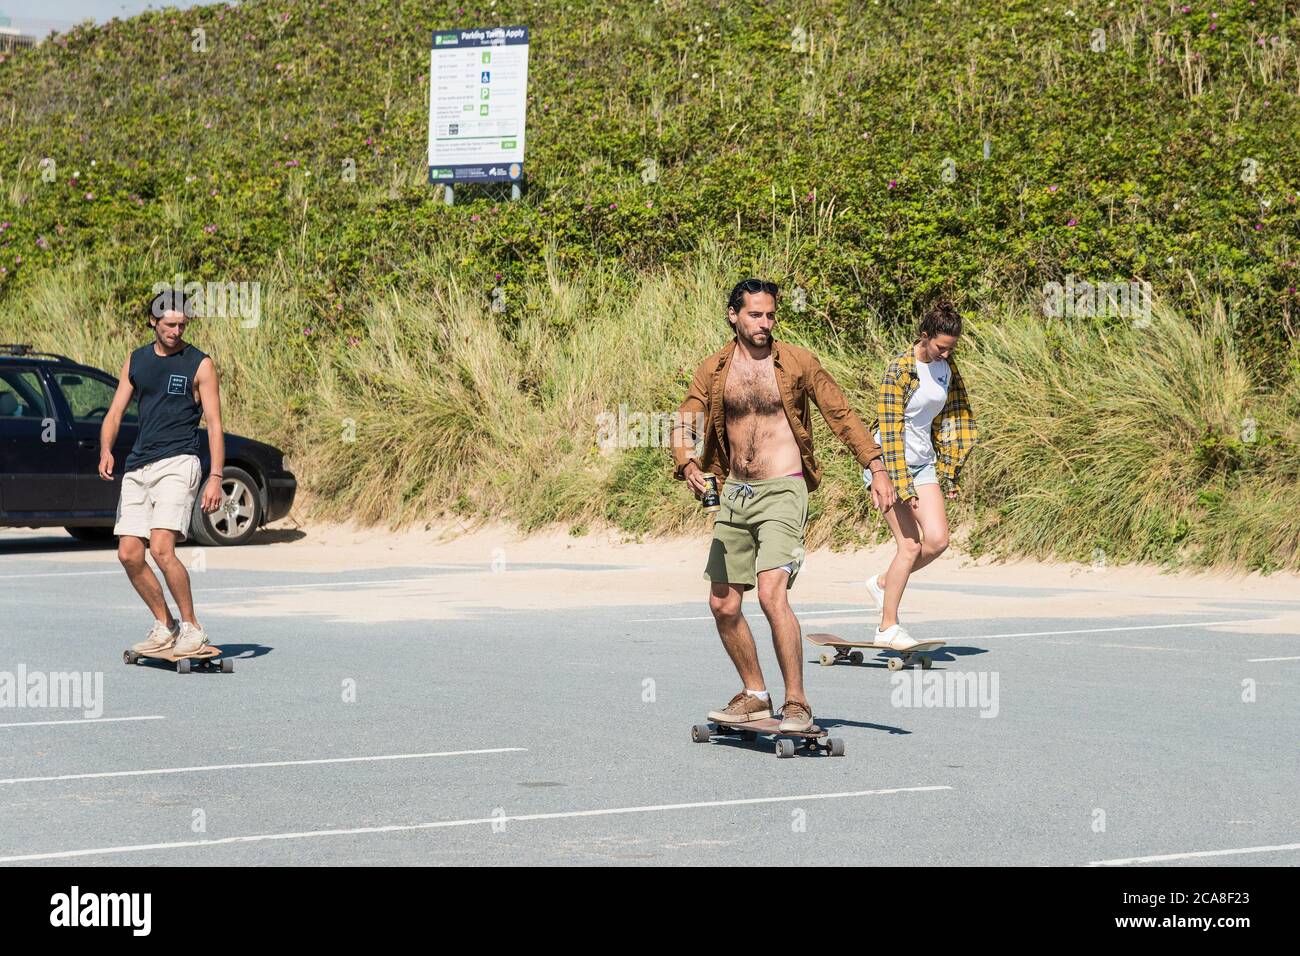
874, 357, 950, 467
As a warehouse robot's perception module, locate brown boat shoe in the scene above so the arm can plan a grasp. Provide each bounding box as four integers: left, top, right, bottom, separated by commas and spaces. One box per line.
707, 690, 772, 723
778, 698, 814, 733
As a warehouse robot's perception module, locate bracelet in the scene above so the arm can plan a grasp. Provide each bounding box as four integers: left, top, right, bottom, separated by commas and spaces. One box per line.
208, 473, 223, 480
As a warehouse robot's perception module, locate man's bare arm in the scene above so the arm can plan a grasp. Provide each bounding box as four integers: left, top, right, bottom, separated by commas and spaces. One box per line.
195, 357, 224, 514
98, 356, 136, 480
669, 360, 712, 497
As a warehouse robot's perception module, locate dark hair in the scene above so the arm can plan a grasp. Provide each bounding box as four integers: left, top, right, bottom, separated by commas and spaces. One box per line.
918, 300, 962, 339
147, 289, 194, 323
727, 278, 779, 314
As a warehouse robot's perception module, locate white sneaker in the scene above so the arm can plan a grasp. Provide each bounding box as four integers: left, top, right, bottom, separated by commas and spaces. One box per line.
866, 572, 886, 610
132, 619, 179, 654
875, 623, 919, 650
173, 622, 209, 656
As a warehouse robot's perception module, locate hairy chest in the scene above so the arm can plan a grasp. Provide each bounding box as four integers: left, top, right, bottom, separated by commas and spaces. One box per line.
723, 360, 784, 418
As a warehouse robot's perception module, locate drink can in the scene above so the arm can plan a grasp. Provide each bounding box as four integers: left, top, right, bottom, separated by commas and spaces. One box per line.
702, 474, 720, 514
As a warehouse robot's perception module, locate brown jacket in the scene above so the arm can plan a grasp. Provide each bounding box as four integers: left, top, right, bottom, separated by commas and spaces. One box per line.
670, 338, 882, 492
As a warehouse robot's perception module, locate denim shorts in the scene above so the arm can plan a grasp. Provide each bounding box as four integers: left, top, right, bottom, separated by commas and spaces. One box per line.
862, 461, 939, 488
909, 461, 939, 486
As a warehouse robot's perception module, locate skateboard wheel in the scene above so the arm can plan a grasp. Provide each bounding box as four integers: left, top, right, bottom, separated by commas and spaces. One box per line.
819, 651, 836, 667
886, 657, 903, 672
221, 659, 234, 674
122, 651, 135, 665
920, 656, 932, 670
848, 651, 864, 664
775, 739, 795, 759
691, 724, 711, 743
829, 738, 845, 757
177, 658, 191, 675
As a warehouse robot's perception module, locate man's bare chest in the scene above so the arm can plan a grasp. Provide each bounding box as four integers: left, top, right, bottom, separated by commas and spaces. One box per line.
723, 361, 784, 418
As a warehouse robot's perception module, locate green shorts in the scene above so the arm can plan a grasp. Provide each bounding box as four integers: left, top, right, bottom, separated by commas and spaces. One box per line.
704, 475, 809, 591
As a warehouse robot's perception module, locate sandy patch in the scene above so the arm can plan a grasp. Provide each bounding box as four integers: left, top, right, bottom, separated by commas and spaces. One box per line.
4, 521, 1299, 630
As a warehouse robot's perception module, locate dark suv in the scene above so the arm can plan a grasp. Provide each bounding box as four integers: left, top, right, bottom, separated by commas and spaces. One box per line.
0, 344, 296, 545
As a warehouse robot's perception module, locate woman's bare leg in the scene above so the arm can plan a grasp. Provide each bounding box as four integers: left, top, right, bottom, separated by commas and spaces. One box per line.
880, 499, 923, 631
908, 483, 951, 573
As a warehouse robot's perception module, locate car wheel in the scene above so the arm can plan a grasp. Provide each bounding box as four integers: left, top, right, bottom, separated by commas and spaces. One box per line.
64, 526, 115, 542
190, 466, 263, 546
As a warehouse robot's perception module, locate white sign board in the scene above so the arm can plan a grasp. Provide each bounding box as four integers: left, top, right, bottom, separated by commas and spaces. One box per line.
428, 25, 529, 184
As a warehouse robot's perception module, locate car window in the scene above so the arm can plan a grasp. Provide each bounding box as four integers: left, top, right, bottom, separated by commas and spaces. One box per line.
0, 369, 50, 419
52, 370, 137, 424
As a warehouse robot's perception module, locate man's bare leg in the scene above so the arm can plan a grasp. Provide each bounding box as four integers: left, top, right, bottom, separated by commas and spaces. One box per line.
757, 568, 804, 702
709, 582, 765, 691
150, 529, 198, 626
118, 535, 173, 624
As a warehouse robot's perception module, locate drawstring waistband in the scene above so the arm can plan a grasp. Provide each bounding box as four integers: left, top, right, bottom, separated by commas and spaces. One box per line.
725, 482, 756, 503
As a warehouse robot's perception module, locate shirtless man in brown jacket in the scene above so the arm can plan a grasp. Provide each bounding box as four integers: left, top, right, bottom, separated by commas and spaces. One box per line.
670, 279, 896, 732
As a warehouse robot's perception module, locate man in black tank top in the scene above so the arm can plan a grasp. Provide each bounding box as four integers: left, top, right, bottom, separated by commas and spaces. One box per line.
99, 291, 227, 657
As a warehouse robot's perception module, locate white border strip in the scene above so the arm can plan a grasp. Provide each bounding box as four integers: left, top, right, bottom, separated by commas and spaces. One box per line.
0, 748, 525, 785
1090, 842, 1300, 866
1247, 656, 1300, 663
0, 785, 953, 863
0, 715, 165, 729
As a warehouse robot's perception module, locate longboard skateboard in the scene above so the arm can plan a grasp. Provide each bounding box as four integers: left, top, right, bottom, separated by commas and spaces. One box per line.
122, 645, 232, 674
691, 717, 845, 758
806, 632, 945, 671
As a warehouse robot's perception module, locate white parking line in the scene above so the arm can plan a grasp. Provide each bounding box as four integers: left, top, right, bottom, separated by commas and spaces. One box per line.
632, 608, 876, 623
1247, 656, 1300, 663
0, 570, 119, 580
629, 613, 1275, 634
1090, 842, 1300, 866
0, 748, 526, 785
0, 785, 953, 863
1042, 641, 1204, 653
193, 577, 443, 594
0, 715, 165, 729
974, 618, 1276, 640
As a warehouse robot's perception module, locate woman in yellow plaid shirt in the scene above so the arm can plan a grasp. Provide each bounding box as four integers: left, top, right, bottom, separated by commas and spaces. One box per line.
864, 301, 978, 649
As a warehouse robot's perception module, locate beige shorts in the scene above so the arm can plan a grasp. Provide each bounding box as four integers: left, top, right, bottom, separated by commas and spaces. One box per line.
113, 454, 201, 541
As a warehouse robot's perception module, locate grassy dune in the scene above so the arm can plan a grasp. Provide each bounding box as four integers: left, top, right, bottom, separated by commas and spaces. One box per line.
7, 240, 1296, 570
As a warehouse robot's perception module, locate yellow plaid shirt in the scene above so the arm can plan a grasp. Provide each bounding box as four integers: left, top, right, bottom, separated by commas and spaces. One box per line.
870, 344, 978, 501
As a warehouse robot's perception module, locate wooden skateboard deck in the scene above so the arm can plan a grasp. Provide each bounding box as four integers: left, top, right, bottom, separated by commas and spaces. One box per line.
806, 631, 944, 671
122, 645, 233, 674
691, 717, 845, 758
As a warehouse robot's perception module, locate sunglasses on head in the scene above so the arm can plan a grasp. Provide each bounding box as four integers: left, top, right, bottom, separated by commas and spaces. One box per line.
738, 279, 779, 296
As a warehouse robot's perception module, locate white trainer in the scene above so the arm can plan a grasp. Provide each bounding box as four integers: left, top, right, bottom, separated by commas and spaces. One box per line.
173, 622, 210, 656
875, 622, 920, 650
132, 619, 178, 654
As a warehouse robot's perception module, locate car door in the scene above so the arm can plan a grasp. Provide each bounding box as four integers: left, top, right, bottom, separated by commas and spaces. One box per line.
0, 364, 76, 514
45, 367, 140, 515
